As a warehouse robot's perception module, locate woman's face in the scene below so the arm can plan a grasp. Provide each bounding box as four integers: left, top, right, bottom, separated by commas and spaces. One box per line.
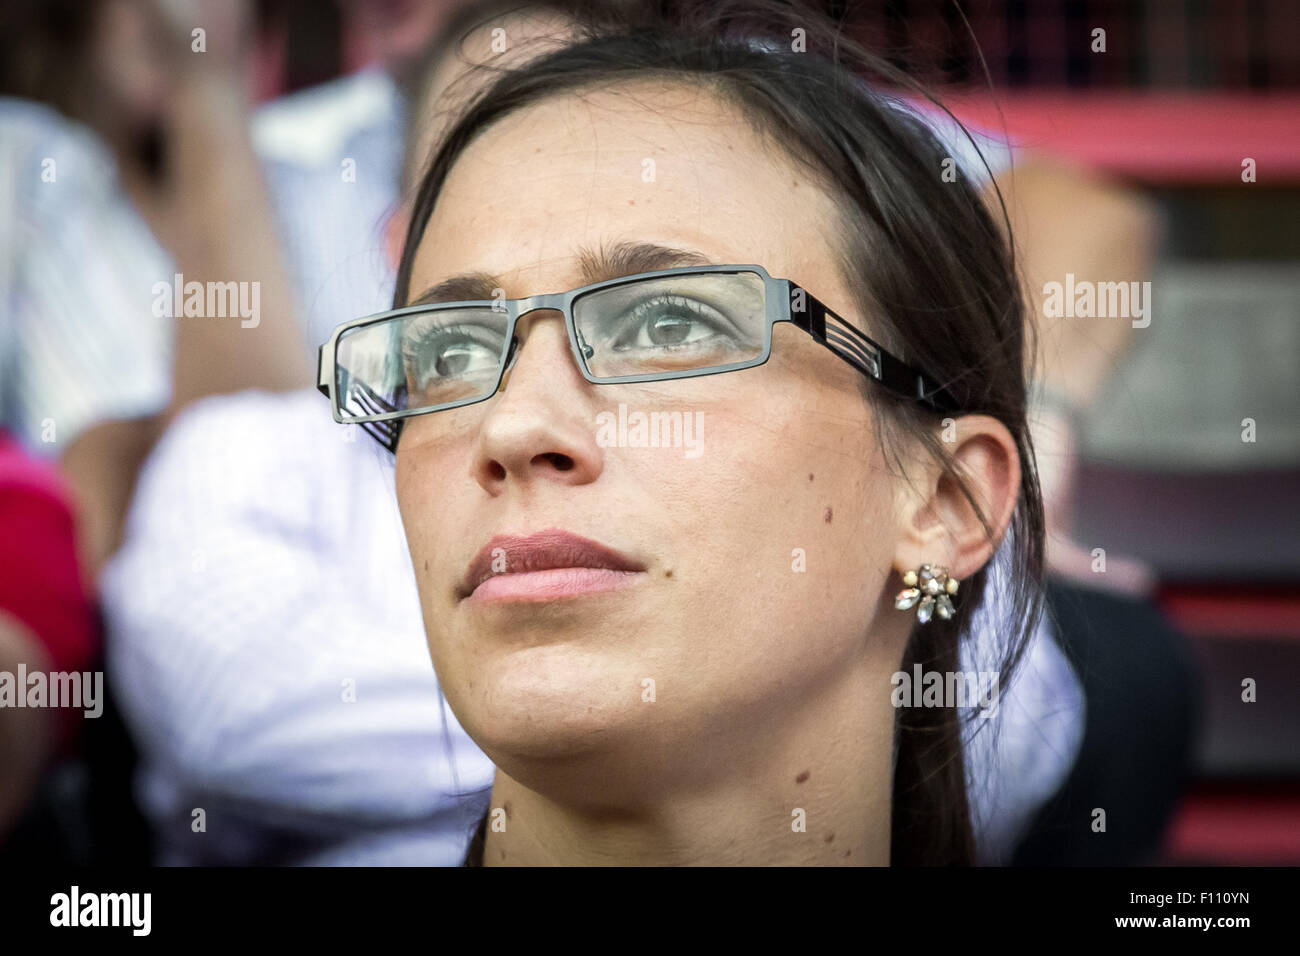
396, 81, 913, 798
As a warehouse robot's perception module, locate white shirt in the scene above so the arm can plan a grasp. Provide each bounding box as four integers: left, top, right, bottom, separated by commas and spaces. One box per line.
253, 68, 404, 355
102, 389, 495, 865
0, 98, 172, 454
963, 543, 1086, 863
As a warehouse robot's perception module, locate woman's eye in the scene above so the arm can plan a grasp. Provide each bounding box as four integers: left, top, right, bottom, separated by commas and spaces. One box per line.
611, 295, 734, 351
431, 343, 492, 377
403, 324, 503, 388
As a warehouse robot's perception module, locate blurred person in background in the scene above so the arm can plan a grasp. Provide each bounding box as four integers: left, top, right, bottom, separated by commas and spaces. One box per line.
1001, 158, 1199, 864
101, 0, 500, 866
0, 0, 310, 580
0, 435, 97, 842
98, 0, 1182, 866
0, 0, 310, 858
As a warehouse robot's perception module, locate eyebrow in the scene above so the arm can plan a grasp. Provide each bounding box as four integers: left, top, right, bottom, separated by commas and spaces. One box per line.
406, 241, 718, 306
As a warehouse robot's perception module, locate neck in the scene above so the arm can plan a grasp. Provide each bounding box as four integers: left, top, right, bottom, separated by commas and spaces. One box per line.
480, 657, 897, 866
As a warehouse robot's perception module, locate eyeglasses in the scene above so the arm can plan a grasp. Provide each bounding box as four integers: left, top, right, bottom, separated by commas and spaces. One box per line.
316, 264, 960, 452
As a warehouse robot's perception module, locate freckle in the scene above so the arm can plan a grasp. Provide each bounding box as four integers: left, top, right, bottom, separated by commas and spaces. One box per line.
808, 473, 814, 482
825, 832, 834, 843
795, 770, 810, 784
500, 849, 506, 860
423, 560, 429, 571
844, 849, 851, 857
664, 569, 673, 578
823, 506, 833, 524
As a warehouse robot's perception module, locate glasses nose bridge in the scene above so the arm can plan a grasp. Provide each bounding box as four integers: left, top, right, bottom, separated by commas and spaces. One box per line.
501, 291, 581, 378
513, 291, 568, 320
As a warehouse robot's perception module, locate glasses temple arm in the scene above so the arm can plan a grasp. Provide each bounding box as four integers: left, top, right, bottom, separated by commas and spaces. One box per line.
316, 344, 332, 399
790, 289, 960, 414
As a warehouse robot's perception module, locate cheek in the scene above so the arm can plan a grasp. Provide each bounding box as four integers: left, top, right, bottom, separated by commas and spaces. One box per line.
646, 372, 899, 686
393, 455, 431, 620
394, 439, 484, 710
393, 448, 426, 553
394, 438, 462, 602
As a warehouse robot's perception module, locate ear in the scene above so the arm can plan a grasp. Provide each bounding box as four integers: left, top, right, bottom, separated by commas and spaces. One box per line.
892, 415, 1021, 583
384, 204, 412, 274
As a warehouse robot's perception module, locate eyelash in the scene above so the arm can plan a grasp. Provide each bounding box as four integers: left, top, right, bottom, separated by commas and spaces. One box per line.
402, 322, 502, 366
613, 294, 734, 345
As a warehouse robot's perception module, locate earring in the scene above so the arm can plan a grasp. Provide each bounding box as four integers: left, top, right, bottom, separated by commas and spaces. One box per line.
895, 564, 959, 624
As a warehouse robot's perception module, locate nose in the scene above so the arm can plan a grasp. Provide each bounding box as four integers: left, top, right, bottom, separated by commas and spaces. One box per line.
472, 310, 604, 494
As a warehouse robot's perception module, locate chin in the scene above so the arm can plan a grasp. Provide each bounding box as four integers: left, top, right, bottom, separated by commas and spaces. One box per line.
451, 642, 649, 761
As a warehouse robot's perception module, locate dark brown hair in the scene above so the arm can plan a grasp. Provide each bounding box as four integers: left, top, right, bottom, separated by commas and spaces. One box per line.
0, 0, 99, 118
404, 0, 1044, 866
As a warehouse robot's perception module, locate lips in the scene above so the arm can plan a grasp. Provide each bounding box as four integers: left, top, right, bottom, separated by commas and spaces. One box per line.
458, 528, 647, 600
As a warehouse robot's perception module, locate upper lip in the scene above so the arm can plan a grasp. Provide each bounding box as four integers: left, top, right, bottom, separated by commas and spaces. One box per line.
458, 528, 647, 599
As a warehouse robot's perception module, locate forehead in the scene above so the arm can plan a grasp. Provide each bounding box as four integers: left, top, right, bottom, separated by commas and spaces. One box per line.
410, 80, 846, 299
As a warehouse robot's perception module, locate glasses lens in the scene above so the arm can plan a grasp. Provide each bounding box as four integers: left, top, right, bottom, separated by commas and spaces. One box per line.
572, 271, 767, 379
334, 307, 509, 419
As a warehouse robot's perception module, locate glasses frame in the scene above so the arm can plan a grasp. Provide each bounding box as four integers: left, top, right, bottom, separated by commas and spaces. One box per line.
317, 263, 961, 452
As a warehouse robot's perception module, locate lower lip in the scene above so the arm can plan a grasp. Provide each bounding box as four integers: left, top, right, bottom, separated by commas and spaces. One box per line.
468, 567, 644, 603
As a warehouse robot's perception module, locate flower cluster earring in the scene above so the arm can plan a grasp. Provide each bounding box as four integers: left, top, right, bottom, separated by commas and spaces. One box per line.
895, 564, 959, 624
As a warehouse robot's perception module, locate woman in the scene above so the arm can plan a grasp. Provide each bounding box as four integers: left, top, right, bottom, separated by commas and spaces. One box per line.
318, 0, 1043, 865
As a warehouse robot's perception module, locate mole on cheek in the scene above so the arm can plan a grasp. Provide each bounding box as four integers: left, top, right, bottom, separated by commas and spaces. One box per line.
823, 506, 833, 524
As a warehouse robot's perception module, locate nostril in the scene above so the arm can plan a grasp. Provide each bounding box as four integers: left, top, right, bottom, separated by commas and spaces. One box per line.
486, 461, 506, 481
538, 452, 575, 471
